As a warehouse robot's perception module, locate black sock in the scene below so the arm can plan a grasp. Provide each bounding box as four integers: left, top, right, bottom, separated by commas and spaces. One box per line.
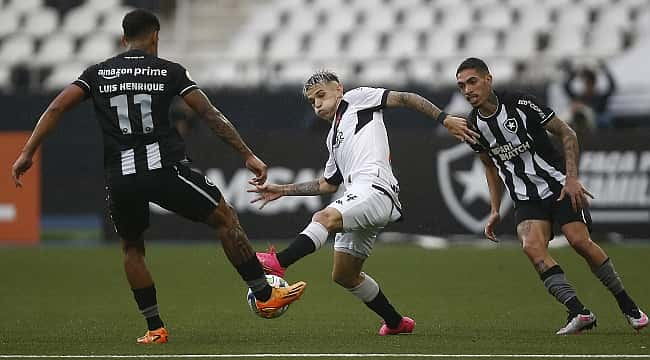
615, 290, 640, 317
364, 289, 402, 329
565, 296, 589, 314
234, 256, 272, 302
132, 285, 164, 330
277, 234, 316, 268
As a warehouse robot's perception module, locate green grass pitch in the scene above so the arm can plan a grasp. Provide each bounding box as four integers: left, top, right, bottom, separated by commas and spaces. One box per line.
0, 243, 648, 358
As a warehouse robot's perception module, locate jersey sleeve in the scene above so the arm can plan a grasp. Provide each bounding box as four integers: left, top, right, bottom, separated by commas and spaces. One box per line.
72, 65, 95, 97
515, 93, 555, 126
343, 87, 389, 110
323, 151, 343, 186
171, 63, 200, 96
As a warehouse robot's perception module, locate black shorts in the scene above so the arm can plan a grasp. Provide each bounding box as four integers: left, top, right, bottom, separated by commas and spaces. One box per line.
105, 164, 223, 239
514, 192, 593, 234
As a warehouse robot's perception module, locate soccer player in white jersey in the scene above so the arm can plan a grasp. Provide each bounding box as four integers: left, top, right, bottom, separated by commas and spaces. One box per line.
456, 57, 647, 335
248, 70, 478, 335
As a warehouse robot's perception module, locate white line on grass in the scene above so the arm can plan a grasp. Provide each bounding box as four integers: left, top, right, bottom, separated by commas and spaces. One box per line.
1, 355, 650, 358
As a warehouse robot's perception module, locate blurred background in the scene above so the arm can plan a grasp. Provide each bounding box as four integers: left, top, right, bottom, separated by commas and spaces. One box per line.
1, 0, 648, 246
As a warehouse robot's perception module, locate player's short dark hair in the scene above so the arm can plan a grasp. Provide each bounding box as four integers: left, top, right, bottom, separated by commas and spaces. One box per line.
456, 57, 490, 76
303, 70, 340, 97
122, 9, 160, 40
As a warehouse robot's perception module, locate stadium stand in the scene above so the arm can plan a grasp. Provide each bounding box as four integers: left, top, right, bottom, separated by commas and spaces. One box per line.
0, 0, 649, 91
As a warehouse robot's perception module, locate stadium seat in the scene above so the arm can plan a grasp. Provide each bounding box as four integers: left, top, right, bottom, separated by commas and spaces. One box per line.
84, 0, 122, 12
305, 31, 345, 61
400, 7, 436, 32
436, 4, 475, 33
586, 26, 624, 58
502, 29, 539, 60
515, 4, 552, 32
344, 30, 383, 62
0, 9, 20, 38
33, 34, 75, 66
438, 57, 467, 85
385, 30, 421, 60
77, 34, 119, 63
407, 57, 438, 86
486, 58, 516, 84
227, 32, 267, 61
4, 0, 43, 14
22, 7, 59, 37
322, 8, 360, 34
463, 30, 500, 59
355, 59, 406, 87
422, 29, 460, 60
99, 7, 136, 37
0, 35, 34, 66
61, 5, 101, 37
270, 59, 317, 86
240, 4, 284, 37
554, 5, 591, 29
474, 6, 514, 31
266, 32, 308, 62
284, 7, 322, 34
545, 26, 587, 60
595, 5, 632, 30
358, 7, 397, 32
43, 62, 88, 91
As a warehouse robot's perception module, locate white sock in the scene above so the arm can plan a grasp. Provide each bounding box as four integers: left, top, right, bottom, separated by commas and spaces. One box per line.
300, 222, 329, 250
348, 273, 380, 302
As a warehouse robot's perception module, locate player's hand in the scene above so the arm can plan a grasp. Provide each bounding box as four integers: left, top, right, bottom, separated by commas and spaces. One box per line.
484, 211, 500, 242
557, 175, 594, 212
247, 183, 283, 210
11, 152, 33, 188
244, 154, 268, 186
443, 116, 480, 144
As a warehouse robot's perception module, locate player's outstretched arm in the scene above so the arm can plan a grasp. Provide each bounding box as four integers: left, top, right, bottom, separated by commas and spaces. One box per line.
543, 116, 593, 211
248, 177, 338, 210
182, 89, 267, 185
12, 84, 86, 187
480, 153, 503, 242
385, 90, 479, 143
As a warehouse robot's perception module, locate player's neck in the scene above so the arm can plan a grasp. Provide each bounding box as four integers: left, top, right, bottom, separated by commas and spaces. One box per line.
126, 42, 157, 57
477, 92, 499, 118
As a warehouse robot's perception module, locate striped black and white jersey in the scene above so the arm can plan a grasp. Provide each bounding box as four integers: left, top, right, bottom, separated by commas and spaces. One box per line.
467, 91, 566, 201
73, 49, 198, 176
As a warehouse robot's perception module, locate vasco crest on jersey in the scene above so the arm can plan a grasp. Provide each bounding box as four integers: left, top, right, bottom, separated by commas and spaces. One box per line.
504, 117, 518, 133
333, 130, 344, 148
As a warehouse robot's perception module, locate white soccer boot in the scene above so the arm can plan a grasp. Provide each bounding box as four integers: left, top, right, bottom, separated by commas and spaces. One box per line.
555, 310, 597, 335
624, 309, 648, 332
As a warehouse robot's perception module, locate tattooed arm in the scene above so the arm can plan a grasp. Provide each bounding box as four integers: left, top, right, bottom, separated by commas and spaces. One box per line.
183, 89, 267, 185
248, 177, 339, 210
544, 116, 593, 210
385, 91, 479, 143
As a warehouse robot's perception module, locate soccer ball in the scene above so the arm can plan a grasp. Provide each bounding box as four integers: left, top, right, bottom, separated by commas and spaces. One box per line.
246, 274, 290, 319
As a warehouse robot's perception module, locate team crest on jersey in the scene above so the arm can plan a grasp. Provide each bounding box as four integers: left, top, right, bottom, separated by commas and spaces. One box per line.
333, 131, 344, 148
504, 118, 518, 133
205, 176, 216, 187
437, 143, 512, 233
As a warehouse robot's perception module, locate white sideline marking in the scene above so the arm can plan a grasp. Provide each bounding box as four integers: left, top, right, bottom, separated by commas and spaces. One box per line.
1, 355, 650, 358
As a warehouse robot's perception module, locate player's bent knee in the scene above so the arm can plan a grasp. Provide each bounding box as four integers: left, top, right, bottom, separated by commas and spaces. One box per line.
312, 208, 341, 232
205, 200, 239, 229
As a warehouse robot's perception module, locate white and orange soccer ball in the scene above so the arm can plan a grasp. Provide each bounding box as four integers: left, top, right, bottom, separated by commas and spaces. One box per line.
246, 274, 290, 319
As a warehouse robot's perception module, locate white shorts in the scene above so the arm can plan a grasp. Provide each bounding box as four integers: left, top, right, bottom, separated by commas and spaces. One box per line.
327, 183, 402, 259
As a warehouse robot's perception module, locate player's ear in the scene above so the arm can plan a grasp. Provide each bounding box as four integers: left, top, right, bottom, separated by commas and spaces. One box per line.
151, 30, 159, 46
120, 35, 128, 48
485, 73, 493, 87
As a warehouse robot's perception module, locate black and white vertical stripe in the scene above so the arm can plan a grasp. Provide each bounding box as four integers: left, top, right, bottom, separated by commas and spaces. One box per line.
477, 106, 565, 201
120, 142, 162, 175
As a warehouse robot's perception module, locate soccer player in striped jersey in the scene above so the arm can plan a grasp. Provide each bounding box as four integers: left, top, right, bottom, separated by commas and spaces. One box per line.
11, 9, 306, 343
455, 57, 647, 335
249, 70, 478, 335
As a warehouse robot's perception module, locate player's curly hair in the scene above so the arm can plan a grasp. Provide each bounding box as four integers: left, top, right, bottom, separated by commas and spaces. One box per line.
122, 9, 160, 40
303, 70, 340, 97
